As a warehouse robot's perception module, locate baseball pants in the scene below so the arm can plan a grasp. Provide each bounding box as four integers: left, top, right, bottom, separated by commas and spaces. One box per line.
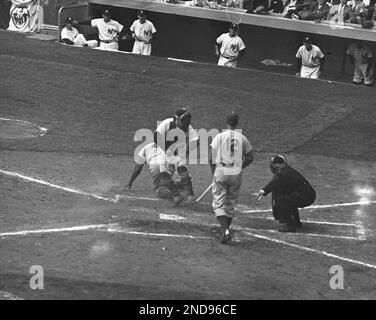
98, 41, 119, 51
152, 171, 181, 199
353, 63, 374, 85
212, 170, 242, 219
218, 55, 238, 68
73, 34, 97, 48
300, 65, 321, 79
272, 186, 316, 226
132, 40, 152, 56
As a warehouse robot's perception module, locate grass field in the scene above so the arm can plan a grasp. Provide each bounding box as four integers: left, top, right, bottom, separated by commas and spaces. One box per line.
0, 30, 376, 300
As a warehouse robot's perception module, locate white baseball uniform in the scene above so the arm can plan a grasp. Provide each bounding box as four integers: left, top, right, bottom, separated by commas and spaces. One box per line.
296, 44, 324, 79
135, 142, 172, 178
130, 19, 157, 56
211, 129, 252, 218
61, 26, 98, 48
346, 43, 374, 85
91, 18, 123, 51
216, 33, 246, 68
156, 118, 199, 159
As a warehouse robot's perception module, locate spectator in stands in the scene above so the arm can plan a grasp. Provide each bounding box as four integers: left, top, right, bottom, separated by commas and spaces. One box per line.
326, 0, 340, 7
282, 0, 306, 19
300, 0, 330, 21
361, 1, 375, 28
130, 10, 157, 56
247, 0, 270, 14
348, 0, 366, 23
61, 17, 98, 48
327, 0, 352, 22
226, 0, 244, 8
215, 24, 246, 68
296, 37, 325, 79
347, 41, 374, 86
269, 0, 285, 13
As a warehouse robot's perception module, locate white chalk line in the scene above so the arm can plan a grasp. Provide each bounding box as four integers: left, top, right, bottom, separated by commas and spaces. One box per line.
243, 231, 376, 270
0, 169, 369, 239
1, 168, 373, 214
0, 117, 48, 137
1, 221, 374, 270
0, 223, 117, 237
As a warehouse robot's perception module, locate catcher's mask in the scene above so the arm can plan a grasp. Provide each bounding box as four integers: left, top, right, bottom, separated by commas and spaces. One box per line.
174, 108, 191, 131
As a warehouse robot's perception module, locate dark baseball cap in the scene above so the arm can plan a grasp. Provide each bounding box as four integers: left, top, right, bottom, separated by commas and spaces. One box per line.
226, 111, 239, 126
229, 23, 238, 31
103, 9, 111, 16
303, 36, 312, 43
138, 10, 147, 17
270, 155, 287, 164
66, 17, 74, 24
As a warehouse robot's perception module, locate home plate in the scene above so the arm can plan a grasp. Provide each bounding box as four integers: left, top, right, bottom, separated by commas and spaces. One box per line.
159, 214, 186, 221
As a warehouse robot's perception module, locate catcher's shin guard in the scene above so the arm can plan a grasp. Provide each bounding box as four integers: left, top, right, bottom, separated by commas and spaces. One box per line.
153, 171, 181, 199
175, 166, 194, 196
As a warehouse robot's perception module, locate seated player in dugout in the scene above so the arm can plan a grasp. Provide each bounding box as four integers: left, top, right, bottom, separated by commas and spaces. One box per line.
256, 155, 316, 233
61, 17, 98, 48
154, 109, 199, 203
126, 140, 184, 206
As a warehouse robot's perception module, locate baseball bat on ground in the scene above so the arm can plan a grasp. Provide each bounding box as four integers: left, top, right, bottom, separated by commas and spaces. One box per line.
195, 183, 213, 203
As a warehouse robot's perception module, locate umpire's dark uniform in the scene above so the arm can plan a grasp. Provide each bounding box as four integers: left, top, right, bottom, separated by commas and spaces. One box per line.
262, 161, 316, 230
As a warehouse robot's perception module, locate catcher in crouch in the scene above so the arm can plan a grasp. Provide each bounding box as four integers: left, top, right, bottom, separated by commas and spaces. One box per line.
126, 141, 184, 206
154, 108, 199, 203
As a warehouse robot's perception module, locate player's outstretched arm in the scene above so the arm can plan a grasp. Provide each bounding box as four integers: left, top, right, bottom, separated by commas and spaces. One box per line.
126, 164, 144, 189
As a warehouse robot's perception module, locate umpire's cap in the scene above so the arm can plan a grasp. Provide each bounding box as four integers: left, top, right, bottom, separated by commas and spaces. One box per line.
175, 108, 191, 123
138, 10, 147, 17
226, 111, 239, 127
270, 155, 287, 164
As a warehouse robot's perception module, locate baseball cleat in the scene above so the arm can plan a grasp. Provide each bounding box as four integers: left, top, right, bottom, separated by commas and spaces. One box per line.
220, 229, 231, 244
172, 195, 184, 207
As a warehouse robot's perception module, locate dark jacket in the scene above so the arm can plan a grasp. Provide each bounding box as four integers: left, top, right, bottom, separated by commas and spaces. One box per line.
262, 165, 316, 207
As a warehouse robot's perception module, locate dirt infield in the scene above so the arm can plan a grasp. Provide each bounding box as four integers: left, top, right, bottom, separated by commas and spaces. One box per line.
0, 30, 375, 299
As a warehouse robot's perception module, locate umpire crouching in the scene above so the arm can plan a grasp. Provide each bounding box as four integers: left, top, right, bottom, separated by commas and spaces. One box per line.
256, 155, 316, 232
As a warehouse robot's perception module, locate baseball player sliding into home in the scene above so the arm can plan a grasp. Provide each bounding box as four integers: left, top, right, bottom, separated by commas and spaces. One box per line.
130, 10, 157, 56
155, 108, 199, 203
209, 112, 254, 243
126, 141, 184, 206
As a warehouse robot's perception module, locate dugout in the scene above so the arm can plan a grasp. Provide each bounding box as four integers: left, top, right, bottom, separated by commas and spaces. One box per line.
58, 0, 376, 77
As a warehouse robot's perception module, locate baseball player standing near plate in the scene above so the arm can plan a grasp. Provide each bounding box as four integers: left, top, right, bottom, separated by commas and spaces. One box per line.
130, 10, 157, 56
155, 109, 199, 203
296, 36, 325, 79
209, 112, 254, 243
79, 9, 125, 51
215, 24, 246, 68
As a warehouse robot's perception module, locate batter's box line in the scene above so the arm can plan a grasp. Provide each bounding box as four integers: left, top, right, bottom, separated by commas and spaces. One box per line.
0, 222, 375, 271
0, 168, 371, 240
